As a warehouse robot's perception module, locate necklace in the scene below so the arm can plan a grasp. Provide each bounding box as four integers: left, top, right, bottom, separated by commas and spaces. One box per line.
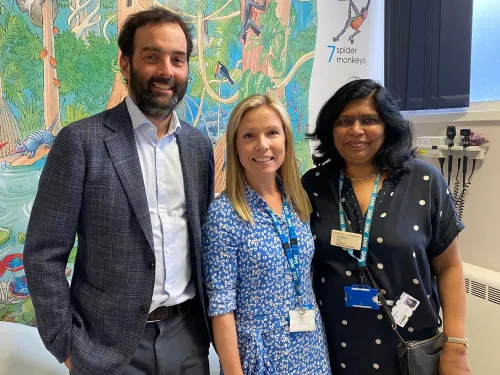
345, 172, 379, 181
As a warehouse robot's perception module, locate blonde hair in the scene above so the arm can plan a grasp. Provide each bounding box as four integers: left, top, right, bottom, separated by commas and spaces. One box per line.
225, 94, 312, 224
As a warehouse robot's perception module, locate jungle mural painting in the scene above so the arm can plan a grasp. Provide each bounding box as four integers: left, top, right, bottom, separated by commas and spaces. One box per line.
0, 0, 317, 325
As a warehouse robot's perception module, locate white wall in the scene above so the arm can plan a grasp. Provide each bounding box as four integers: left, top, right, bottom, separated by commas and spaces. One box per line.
406, 102, 500, 272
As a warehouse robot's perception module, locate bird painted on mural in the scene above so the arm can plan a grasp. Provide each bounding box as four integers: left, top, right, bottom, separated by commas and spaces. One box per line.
214, 61, 234, 84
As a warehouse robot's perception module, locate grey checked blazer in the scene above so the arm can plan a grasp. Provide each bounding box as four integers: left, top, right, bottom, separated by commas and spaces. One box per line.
23, 101, 214, 375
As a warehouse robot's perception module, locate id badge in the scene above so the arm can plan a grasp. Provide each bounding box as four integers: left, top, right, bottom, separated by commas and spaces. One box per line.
289, 309, 316, 332
344, 285, 380, 310
391, 292, 420, 327
331, 230, 362, 250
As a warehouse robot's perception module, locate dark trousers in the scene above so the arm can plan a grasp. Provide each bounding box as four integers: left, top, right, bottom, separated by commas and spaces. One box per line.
123, 304, 210, 375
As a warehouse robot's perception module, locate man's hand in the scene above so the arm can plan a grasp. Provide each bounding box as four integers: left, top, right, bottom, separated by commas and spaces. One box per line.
64, 356, 72, 372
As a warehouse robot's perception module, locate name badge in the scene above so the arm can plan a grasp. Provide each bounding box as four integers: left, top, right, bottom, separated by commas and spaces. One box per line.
345, 285, 380, 310
289, 309, 316, 332
331, 230, 362, 250
391, 292, 420, 327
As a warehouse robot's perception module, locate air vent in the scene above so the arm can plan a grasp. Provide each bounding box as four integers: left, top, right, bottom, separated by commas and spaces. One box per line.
470, 281, 487, 299
488, 287, 500, 306
465, 278, 470, 294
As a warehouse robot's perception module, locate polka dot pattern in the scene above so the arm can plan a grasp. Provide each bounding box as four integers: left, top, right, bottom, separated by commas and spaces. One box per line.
302, 161, 465, 374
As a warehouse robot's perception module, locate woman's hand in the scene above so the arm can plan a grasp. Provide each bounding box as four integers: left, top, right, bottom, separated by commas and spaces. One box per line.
439, 345, 471, 375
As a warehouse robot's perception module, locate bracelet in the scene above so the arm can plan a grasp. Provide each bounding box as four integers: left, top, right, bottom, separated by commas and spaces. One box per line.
443, 336, 469, 348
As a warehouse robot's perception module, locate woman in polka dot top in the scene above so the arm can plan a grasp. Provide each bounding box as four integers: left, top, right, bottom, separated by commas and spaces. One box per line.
302, 79, 471, 374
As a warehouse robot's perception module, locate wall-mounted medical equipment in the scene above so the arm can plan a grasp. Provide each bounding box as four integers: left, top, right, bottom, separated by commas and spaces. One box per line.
417, 127, 489, 221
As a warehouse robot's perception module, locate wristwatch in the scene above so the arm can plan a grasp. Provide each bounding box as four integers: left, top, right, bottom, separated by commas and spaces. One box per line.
443, 336, 469, 348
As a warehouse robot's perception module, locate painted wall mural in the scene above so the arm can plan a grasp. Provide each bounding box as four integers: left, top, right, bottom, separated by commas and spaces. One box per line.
0, 0, 318, 325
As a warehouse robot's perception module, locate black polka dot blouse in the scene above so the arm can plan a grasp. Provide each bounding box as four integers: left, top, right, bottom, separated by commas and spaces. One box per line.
302, 159, 464, 374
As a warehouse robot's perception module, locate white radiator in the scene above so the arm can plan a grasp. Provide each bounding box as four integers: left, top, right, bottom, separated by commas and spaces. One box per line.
463, 262, 500, 374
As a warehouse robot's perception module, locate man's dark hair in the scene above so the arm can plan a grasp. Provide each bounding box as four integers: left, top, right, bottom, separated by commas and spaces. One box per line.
118, 8, 193, 62
307, 79, 416, 175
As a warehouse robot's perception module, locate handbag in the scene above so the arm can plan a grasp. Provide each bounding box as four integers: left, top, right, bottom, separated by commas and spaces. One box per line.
396, 331, 443, 375
365, 267, 444, 375
327, 175, 443, 374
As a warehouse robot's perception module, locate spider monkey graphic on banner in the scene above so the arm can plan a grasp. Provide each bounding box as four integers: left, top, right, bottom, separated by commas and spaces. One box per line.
333, 0, 371, 44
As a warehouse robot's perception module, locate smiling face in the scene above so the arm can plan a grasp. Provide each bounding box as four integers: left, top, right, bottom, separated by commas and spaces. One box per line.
333, 97, 385, 166
235, 105, 286, 188
119, 22, 189, 119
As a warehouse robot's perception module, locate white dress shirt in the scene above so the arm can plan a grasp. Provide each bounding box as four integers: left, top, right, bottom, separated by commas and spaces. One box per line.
125, 97, 195, 312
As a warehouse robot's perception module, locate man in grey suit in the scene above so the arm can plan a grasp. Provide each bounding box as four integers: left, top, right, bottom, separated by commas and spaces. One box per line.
23, 9, 214, 375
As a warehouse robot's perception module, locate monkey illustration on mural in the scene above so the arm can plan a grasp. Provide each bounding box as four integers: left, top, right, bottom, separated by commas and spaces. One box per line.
333, 0, 371, 44
16, 0, 57, 27
239, 0, 267, 44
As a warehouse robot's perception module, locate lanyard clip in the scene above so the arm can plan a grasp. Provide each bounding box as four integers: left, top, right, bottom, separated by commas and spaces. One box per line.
358, 265, 367, 285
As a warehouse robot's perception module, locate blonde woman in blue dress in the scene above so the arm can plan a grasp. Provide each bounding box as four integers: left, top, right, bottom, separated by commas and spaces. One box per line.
202, 94, 331, 374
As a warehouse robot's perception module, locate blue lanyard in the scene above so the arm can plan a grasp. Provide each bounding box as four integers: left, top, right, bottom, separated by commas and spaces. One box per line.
267, 201, 302, 306
338, 170, 380, 267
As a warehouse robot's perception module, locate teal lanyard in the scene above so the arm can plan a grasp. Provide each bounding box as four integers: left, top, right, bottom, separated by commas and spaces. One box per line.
338, 170, 381, 267
267, 200, 312, 309
266, 201, 303, 308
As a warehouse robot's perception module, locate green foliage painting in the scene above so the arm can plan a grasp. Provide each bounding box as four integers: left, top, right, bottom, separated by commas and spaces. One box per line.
0, 0, 317, 325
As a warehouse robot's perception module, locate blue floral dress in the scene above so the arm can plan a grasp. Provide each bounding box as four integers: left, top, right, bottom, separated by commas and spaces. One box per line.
202, 186, 331, 375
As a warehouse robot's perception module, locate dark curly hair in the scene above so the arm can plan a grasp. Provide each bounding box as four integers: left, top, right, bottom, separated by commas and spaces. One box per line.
307, 79, 416, 175
118, 8, 193, 62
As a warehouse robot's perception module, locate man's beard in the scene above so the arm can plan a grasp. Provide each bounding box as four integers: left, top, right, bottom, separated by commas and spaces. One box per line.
128, 65, 188, 119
